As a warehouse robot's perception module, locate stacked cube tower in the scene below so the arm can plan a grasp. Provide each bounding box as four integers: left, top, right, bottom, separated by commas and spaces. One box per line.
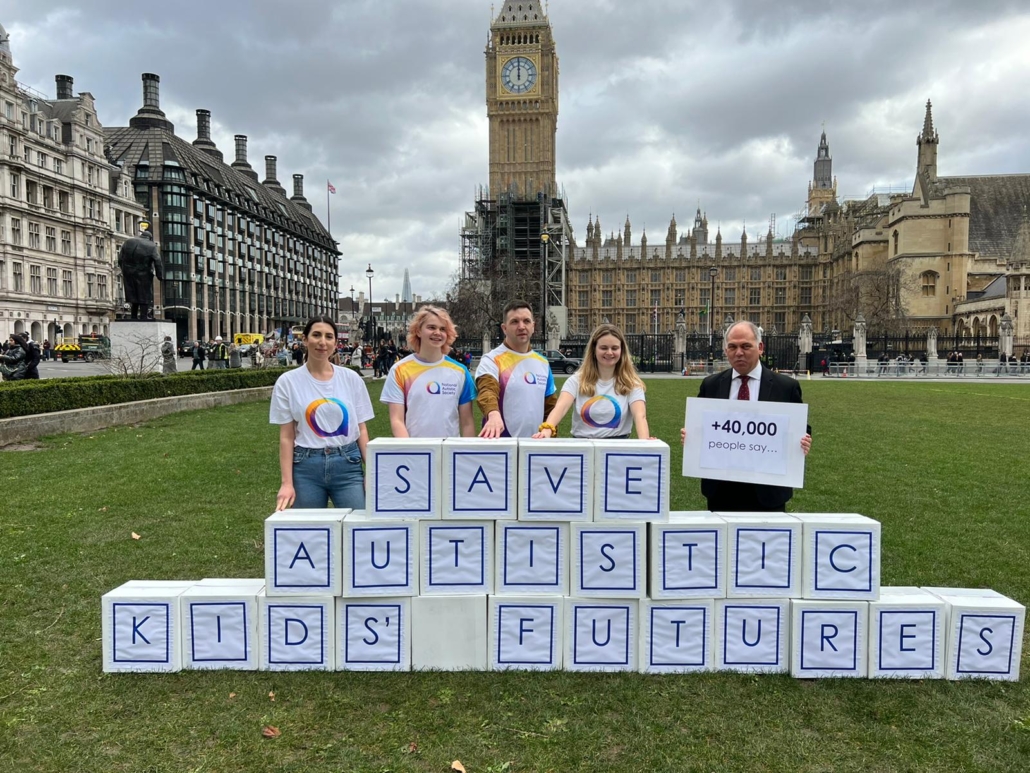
103, 438, 1024, 679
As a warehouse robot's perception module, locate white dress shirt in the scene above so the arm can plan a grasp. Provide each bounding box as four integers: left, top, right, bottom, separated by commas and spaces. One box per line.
729, 362, 762, 401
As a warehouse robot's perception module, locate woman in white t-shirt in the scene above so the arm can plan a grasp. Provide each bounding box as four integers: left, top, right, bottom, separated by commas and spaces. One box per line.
269, 315, 374, 510
533, 323, 650, 439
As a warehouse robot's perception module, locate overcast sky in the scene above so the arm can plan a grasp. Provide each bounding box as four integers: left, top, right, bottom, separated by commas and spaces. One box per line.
5, 0, 1030, 301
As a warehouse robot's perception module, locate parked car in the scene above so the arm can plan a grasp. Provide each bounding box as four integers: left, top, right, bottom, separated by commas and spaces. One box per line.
541, 349, 582, 374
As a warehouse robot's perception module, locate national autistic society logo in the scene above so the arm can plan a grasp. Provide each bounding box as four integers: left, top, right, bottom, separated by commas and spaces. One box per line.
425, 381, 442, 395
523, 372, 538, 385
581, 395, 621, 429
305, 398, 350, 438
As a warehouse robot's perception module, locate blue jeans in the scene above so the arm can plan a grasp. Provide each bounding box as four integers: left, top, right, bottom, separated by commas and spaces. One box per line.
291, 442, 365, 510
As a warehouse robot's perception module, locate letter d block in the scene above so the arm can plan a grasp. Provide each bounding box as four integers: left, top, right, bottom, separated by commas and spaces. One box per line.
336, 597, 411, 672
641, 598, 715, 673
489, 596, 564, 671
790, 599, 868, 678
796, 514, 881, 600
518, 439, 593, 521
925, 588, 1025, 681
264, 510, 345, 596
343, 515, 419, 597
102, 581, 188, 673
716, 598, 789, 673
421, 521, 494, 595
495, 522, 570, 596
367, 438, 442, 519
593, 439, 670, 521
571, 522, 646, 599
443, 438, 517, 519
721, 514, 801, 598
649, 513, 727, 600
565, 598, 639, 672
259, 595, 335, 671
868, 587, 946, 679
181, 583, 262, 670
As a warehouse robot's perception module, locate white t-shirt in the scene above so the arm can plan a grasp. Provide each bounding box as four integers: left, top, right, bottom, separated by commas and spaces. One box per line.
269, 364, 374, 447
475, 344, 556, 438
562, 374, 645, 438
380, 354, 476, 438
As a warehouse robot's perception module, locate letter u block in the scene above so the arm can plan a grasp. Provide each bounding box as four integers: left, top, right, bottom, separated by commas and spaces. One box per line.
411, 595, 488, 671
640, 598, 715, 673
790, 599, 868, 678
102, 581, 190, 673
720, 513, 802, 598
489, 596, 564, 671
342, 514, 419, 597
443, 438, 518, 519
259, 594, 335, 671
518, 439, 593, 521
420, 521, 494, 595
868, 587, 946, 679
796, 514, 881, 600
593, 439, 670, 522
264, 510, 346, 596
495, 521, 570, 596
649, 512, 727, 599
367, 438, 442, 519
924, 588, 1025, 681
336, 597, 411, 672
571, 522, 647, 599
715, 598, 790, 673
565, 598, 639, 672
181, 581, 264, 670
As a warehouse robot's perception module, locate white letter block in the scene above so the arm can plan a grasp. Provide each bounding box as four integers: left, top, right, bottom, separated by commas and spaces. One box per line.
716, 598, 790, 673
640, 598, 715, 673
420, 521, 494, 595
518, 439, 593, 521
720, 513, 801, 598
571, 522, 647, 599
796, 514, 881, 600
868, 587, 946, 679
102, 581, 189, 673
593, 440, 670, 522
925, 588, 1025, 682
198, 578, 266, 589
565, 598, 639, 672
342, 514, 419, 597
489, 596, 564, 671
181, 583, 262, 670
412, 595, 488, 671
650, 512, 727, 599
259, 595, 335, 671
443, 438, 518, 519
367, 438, 442, 519
790, 599, 868, 678
263, 510, 346, 596
495, 521, 569, 596
336, 597, 411, 672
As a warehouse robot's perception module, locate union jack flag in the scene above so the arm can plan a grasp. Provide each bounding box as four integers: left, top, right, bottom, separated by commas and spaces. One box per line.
327, 180, 337, 194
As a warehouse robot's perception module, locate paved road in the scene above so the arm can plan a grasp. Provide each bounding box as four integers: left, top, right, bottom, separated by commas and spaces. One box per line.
35, 356, 260, 379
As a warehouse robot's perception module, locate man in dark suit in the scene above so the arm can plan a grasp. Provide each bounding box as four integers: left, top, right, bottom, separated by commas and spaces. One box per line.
683, 321, 812, 512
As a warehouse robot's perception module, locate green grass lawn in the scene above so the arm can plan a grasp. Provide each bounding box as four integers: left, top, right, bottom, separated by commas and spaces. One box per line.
2, 378, 1029, 772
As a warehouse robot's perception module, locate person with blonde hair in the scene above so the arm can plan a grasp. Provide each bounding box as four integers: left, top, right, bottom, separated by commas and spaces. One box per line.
533, 323, 650, 439
381, 305, 476, 438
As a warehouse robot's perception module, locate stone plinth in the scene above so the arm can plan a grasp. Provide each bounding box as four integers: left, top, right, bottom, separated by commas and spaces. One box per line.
110, 320, 176, 374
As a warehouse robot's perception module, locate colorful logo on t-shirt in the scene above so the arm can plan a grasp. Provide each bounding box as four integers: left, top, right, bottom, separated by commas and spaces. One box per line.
305, 397, 350, 438
523, 372, 538, 385
581, 395, 622, 429
426, 381, 442, 395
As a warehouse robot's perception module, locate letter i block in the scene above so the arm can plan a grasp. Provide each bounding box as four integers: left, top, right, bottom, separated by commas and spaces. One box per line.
649, 512, 727, 599
181, 581, 264, 670
259, 595, 335, 671
720, 513, 802, 598
102, 581, 190, 672
336, 597, 411, 672
790, 599, 868, 678
924, 588, 1026, 681
443, 438, 518, 519
565, 598, 639, 672
593, 439, 670, 521
571, 522, 647, 599
367, 438, 442, 519
264, 510, 346, 596
715, 598, 790, 673
640, 598, 715, 673
868, 587, 946, 679
342, 514, 419, 597
495, 522, 570, 596
411, 595, 488, 671
420, 521, 494, 595
489, 596, 564, 671
518, 439, 594, 521
796, 514, 881, 600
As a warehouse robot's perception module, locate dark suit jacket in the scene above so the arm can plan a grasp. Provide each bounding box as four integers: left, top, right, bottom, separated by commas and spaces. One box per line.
697, 367, 808, 510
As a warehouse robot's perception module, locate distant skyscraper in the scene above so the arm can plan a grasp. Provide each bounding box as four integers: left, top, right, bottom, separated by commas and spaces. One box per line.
401, 268, 413, 303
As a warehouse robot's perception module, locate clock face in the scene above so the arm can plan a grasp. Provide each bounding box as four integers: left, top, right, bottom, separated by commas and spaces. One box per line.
501, 56, 537, 94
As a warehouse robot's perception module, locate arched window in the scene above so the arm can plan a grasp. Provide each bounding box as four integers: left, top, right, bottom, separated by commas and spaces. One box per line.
921, 271, 938, 297
893, 231, 899, 255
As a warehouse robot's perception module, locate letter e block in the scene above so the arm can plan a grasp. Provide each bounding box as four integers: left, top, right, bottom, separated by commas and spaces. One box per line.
367, 438, 442, 519
869, 587, 946, 679
264, 510, 345, 596
721, 514, 801, 598
102, 581, 188, 673
343, 515, 419, 597
641, 598, 715, 673
594, 440, 670, 521
518, 439, 593, 521
420, 521, 494, 595
489, 596, 563, 671
796, 514, 881, 600
336, 597, 411, 671
650, 512, 727, 599
715, 598, 789, 673
571, 522, 646, 599
790, 599, 868, 678
443, 438, 517, 519
565, 598, 638, 672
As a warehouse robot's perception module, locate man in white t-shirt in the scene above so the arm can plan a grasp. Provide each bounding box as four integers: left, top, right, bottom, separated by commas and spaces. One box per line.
380, 354, 476, 437
475, 300, 557, 438
561, 373, 645, 438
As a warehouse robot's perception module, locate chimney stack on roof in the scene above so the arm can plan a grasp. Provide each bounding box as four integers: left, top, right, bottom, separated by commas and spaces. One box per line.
230, 134, 259, 181
129, 73, 174, 131
192, 109, 223, 161
263, 155, 287, 197
55, 74, 73, 100
291, 173, 312, 211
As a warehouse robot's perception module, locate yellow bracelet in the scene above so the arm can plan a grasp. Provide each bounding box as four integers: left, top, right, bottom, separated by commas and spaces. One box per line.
538, 422, 558, 437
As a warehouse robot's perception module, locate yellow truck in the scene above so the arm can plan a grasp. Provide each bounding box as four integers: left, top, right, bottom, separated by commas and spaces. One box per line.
233, 333, 264, 347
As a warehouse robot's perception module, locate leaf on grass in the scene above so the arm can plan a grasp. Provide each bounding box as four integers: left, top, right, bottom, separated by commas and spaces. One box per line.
98, 506, 108, 512
403, 741, 418, 754
268, 691, 276, 702
131, 532, 141, 540
451, 762, 466, 772
228, 692, 236, 699
262, 725, 281, 739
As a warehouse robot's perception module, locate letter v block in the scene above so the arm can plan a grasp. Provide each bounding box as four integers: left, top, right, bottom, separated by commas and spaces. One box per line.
518, 439, 593, 521
342, 514, 419, 597
443, 438, 517, 519
264, 510, 346, 596
367, 438, 442, 519
593, 439, 670, 521
924, 587, 1026, 681
102, 581, 190, 672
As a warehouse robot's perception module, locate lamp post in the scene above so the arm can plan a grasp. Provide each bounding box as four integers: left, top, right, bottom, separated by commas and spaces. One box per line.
708, 266, 718, 368
540, 232, 550, 342
365, 264, 375, 344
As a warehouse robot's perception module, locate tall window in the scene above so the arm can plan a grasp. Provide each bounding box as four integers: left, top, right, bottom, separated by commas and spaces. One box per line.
47, 267, 57, 295
625, 270, 636, 284
13, 262, 23, 292
650, 270, 661, 283
625, 314, 636, 334
775, 267, 787, 281
59, 191, 69, 213
674, 289, 685, 306
30, 264, 42, 294
98, 275, 108, 299
750, 287, 761, 306
11, 218, 22, 245
650, 289, 661, 306
602, 271, 613, 285
724, 268, 736, 281
55, 159, 63, 175
800, 286, 812, 305
750, 268, 762, 281
800, 265, 813, 281
602, 290, 612, 306
578, 290, 588, 307
28, 222, 41, 249
62, 270, 72, 297
724, 288, 735, 306
61, 230, 71, 255
675, 269, 686, 282
10, 172, 20, 198
0, 259, 4, 290
893, 230, 899, 255
25, 180, 38, 205
45, 226, 56, 251
921, 271, 938, 296
626, 289, 637, 307
775, 287, 787, 305
86, 273, 95, 298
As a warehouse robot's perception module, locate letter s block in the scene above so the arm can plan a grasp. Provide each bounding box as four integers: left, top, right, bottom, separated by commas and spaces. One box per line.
336, 597, 411, 671
593, 439, 670, 521
367, 438, 442, 519
264, 510, 346, 596
443, 438, 517, 519
925, 588, 1026, 681
518, 439, 594, 521
571, 522, 646, 599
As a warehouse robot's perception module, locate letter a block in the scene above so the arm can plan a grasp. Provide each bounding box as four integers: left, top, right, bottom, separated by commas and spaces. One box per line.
565, 598, 639, 672
420, 521, 494, 595
716, 598, 790, 673
412, 595, 488, 671
650, 512, 727, 599
925, 588, 1025, 681
721, 514, 801, 598
181, 582, 263, 670
264, 510, 346, 596
518, 439, 593, 521
796, 514, 881, 600
640, 598, 715, 673
336, 597, 411, 672
593, 439, 670, 521
102, 581, 189, 672
367, 438, 442, 519
868, 587, 946, 679
342, 514, 419, 597
260, 595, 335, 671
443, 438, 517, 519
495, 522, 570, 596
489, 596, 564, 671
571, 522, 646, 599
790, 599, 868, 678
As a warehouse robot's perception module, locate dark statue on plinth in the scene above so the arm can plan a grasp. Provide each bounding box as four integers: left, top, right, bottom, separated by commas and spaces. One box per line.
117, 228, 164, 320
